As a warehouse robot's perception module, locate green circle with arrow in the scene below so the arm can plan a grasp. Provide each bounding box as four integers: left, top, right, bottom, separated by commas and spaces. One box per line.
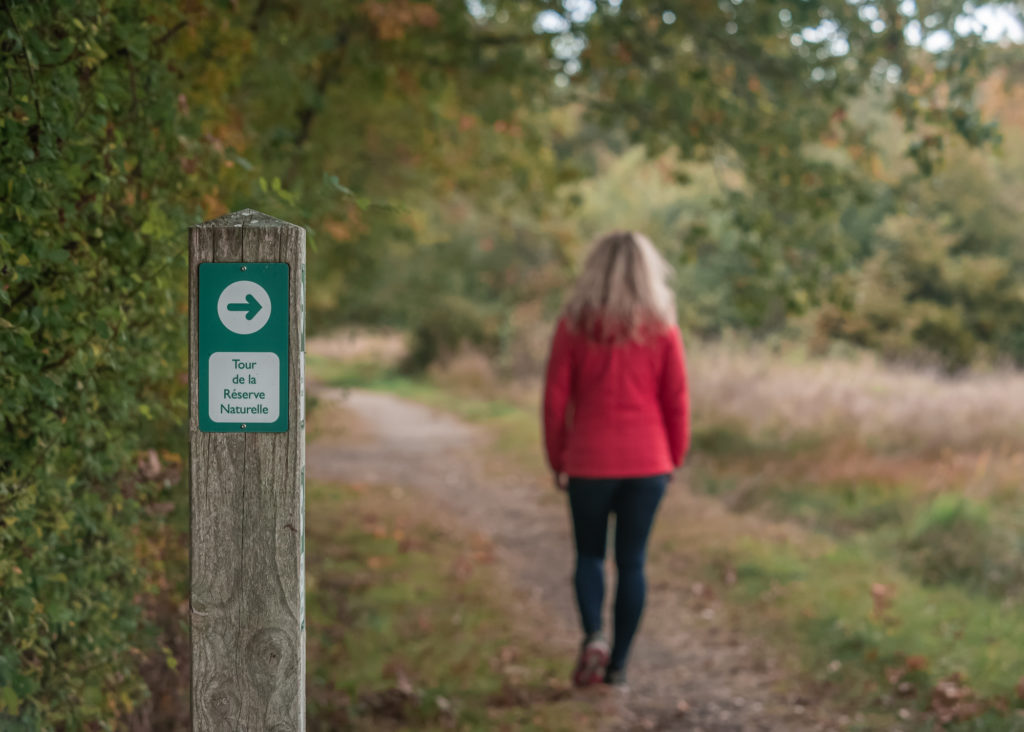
217, 280, 272, 335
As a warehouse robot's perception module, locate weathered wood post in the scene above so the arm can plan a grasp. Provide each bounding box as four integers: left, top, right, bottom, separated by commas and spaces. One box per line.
188, 209, 306, 730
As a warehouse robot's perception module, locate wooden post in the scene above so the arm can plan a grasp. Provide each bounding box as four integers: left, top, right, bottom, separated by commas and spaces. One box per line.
188, 209, 305, 730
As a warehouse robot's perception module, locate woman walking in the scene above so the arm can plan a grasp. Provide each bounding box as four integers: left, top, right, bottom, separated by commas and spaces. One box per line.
543, 231, 690, 688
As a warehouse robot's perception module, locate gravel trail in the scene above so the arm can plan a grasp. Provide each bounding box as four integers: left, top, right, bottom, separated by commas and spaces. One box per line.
307, 385, 840, 732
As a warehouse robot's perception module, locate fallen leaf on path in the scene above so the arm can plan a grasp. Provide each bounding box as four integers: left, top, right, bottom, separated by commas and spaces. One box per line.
885, 665, 905, 685
906, 655, 928, 671
870, 582, 894, 619
138, 449, 162, 480
382, 660, 416, 694
396, 672, 415, 696
929, 673, 981, 724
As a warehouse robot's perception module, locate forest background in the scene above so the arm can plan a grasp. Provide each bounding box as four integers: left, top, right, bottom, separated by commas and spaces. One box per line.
2, 0, 1023, 727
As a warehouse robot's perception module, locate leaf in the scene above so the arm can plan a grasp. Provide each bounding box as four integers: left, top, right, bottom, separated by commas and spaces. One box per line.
163, 645, 179, 670
0, 685, 18, 714
15, 253, 29, 267
325, 174, 355, 196
228, 152, 254, 171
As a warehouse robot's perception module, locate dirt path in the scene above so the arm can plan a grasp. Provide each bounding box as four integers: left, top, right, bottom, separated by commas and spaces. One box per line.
307, 385, 840, 732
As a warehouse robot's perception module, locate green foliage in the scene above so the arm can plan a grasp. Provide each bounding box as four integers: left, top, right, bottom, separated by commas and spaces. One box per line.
818, 136, 1024, 371
402, 294, 502, 372
902, 494, 1024, 597
214, 0, 1011, 366
0, 0, 197, 725
193, 0, 569, 337
557, 0, 1003, 326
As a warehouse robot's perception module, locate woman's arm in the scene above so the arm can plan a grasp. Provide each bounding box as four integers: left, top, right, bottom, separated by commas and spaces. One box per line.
543, 320, 573, 475
659, 328, 690, 467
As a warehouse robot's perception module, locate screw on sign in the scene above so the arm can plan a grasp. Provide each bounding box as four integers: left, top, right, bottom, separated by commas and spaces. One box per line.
188, 209, 306, 730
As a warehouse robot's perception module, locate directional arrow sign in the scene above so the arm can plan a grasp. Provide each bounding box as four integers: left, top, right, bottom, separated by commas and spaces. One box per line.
199, 263, 289, 432
217, 281, 271, 335
227, 293, 263, 321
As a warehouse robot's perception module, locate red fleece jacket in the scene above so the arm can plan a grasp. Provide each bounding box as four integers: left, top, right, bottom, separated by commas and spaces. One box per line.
543, 319, 690, 478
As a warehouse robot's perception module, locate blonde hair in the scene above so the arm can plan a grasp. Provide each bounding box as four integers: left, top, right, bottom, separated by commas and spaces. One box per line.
562, 230, 676, 342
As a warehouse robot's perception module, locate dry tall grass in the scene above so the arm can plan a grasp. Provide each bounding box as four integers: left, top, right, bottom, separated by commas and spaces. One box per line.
689, 342, 1024, 456
308, 326, 1024, 475
307, 328, 408, 365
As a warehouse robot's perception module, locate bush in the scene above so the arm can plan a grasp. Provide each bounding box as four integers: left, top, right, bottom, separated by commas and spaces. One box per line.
402, 294, 501, 373
0, 2, 197, 726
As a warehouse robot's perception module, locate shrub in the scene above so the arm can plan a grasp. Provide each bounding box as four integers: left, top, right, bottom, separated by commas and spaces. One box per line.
0, 1, 197, 726
402, 294, 501, 373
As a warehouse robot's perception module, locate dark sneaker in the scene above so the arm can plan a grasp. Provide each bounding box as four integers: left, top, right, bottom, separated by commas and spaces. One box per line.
572, 636, 610, 687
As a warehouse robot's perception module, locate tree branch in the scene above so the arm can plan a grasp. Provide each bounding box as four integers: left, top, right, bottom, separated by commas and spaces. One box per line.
154, 20, 188, 47
2, 0, 43, 122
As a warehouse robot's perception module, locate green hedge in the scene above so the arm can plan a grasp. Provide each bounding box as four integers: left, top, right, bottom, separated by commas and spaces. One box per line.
0, 1, 196, 726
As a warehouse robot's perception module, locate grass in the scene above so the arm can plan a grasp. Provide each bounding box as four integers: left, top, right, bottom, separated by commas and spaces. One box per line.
304, 477, 599, 731
661, 482, 1024, 728
307, 345, 1024, 729
677, 526, 1024, 697
688, 341, 1024, 457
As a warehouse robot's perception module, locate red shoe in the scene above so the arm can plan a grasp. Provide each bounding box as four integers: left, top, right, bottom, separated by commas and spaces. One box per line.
572, 636, 610, 687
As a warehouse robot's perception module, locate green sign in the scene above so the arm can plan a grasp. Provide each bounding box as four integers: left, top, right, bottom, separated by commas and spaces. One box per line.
198, 263, 289, 432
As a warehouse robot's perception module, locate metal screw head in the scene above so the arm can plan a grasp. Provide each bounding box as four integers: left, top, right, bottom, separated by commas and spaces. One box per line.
240, 424, 247, 429
241, 265, 247, 271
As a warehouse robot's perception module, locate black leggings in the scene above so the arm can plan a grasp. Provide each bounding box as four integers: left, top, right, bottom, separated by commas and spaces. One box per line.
567, 474, 668, 672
